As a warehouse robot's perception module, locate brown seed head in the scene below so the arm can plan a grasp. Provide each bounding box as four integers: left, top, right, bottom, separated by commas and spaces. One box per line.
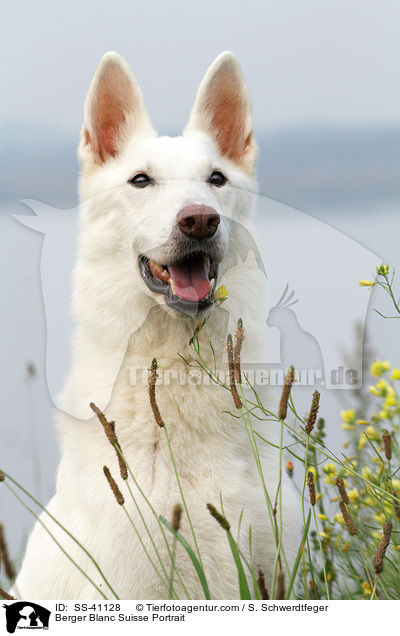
90, 402, 128, 480
382, 431, 392, 461
339, 501, 358, 536
148, 358, 166, 427
307, 471, 316, 506
306, 391, 320, 434
335, 477, 349, 504
373, 520, 392, 574
206, 503, 231, 531
227, 334, 242, 409
103, 465, 125, 506
233, 318, 245, 385
0, 471, 4, 482
172, 503, 183, 532
278, 366, 295, 420
257, 569, 269, 600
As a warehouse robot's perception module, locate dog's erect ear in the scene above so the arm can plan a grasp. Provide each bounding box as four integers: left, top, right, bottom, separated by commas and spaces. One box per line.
80, 52, 155, 165
184, 52, 257, 173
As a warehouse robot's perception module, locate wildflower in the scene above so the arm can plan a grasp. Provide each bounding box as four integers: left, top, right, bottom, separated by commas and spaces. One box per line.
369, 386, 381, 396
323, 463, 337, 476
213, 284, 229, 302
307, 466, 316, 477
391, 368, 400, 380
348, 488, 360, 503
318, 513, 328, 521
378, 409, 390, 420
384, 393, 397, 407
285, 461, 293, 477
327, 572, 333, 582
358, 434, 367, 450
376, 378, 389, 391
361, 466, 372, 480
366, 426, 380, 441
319, 531, 330, 539
342, 542, 350, 552
376, 264, 389, 276
361, 581, 372, 596
356, 419, 369, 426
91, 402, 128, 480
370, 361, 390, 377
340, 409, 355, 424
359, 280, 374, 287
392, 479, 400, 491
334, 513, 345, 525
341, 423, 356, 431
316, 493, 323, 502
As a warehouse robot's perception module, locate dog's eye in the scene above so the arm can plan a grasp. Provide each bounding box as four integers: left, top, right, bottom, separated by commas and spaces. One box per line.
128, 173, 153, 188
208, 171, 227, 187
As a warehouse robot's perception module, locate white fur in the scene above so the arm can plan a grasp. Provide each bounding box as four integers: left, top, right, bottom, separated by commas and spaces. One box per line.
15, 52, 299, 600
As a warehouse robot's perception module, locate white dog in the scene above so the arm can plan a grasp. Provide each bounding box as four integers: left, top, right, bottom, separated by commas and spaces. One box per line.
15, 51, 299, 599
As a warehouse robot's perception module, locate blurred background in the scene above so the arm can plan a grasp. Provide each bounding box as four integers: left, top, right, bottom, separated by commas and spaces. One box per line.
1, 0, 400, 560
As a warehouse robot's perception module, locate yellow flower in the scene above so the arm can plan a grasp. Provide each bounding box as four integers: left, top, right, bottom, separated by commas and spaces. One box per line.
316, 493, 322, 502
376, 264, 390, 276
334, 513, 345, 525
364, 496, 375, 507
371, 361, 385, 377
323, 463, 337, 476
342, 542, 350, 552
376, 379, 388, 391
369, 386, 381, 396
307, 466, 316, 477
348, 488, 360, 503
356, 419, 369, 426
327, 572, 333, 582
361, 467, 372, 481
359, 280, 374, 287
392, 479, 400, 491
385, 394, 397, 407
341, 409, 355, 424
319, 531, 330, 539
342, 423, 356, 431
391, 368, 400, 380
213, 285, 229, 302
318, 513, 328, 521
361, 581, 372, 596
366, 426, 380, 441
358, 434, 367, 450
379, 409, 390, 420
373, 531, 382, 540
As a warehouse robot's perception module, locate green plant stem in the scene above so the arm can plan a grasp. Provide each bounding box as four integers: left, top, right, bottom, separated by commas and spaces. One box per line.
4, 482, 109, 600
312, 506, 330, 599
2, 472, 118, 599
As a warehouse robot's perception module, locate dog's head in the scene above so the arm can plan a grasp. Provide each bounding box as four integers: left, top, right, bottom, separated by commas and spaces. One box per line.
76, 52, 258, 334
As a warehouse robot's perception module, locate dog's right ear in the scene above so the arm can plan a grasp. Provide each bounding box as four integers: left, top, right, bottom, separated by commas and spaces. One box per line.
79, 52, 155, 166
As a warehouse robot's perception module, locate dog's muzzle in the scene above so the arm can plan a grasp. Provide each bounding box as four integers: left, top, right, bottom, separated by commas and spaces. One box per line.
138, 252, 219, 315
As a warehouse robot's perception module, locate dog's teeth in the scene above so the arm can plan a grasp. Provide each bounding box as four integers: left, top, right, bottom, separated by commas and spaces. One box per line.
205, 256, 211, 272
170, 279, 176, 295
210, 278, 215, 290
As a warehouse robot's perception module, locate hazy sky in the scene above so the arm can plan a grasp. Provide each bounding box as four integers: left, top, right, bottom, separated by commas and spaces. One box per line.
1, 0, 400, 135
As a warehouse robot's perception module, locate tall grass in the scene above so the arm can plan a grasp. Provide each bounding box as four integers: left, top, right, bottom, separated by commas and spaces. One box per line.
1, 266, 400, 600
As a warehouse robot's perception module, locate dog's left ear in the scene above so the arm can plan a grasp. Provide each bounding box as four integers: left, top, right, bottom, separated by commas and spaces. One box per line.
184, 52, 257, 174
79, 52, 155, 166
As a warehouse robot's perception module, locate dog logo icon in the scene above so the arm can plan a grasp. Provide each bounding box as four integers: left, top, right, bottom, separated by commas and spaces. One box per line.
3, 602, 50, 633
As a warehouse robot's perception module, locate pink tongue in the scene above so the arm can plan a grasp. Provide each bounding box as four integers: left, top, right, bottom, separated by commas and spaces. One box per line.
168, 257, 211, 302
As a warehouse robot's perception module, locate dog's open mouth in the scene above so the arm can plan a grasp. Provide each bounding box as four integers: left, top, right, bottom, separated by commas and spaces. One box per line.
138, 253, 218, 314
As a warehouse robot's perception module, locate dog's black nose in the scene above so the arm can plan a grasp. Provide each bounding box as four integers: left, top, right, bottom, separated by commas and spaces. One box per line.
177, 205, 220, 239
